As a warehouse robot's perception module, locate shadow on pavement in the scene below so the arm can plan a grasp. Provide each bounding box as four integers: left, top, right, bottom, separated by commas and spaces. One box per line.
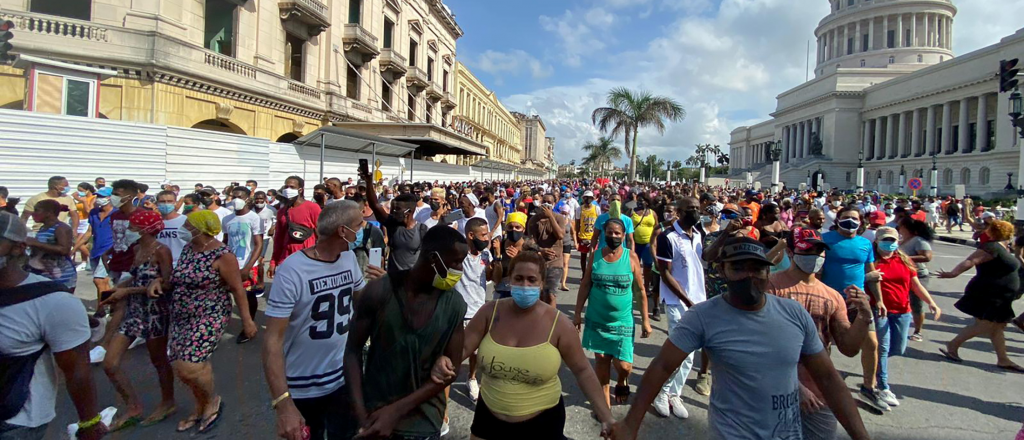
890, 383, 1023, 423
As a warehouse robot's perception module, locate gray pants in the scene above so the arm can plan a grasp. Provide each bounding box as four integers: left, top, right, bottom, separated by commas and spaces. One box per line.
0, 422, 47, 440
802, 407, 838, 440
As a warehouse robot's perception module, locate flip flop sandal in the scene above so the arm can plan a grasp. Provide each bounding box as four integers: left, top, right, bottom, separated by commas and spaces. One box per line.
938, 348, 963, 363
198, 400, 224, 434
176, 416, 201, 432
140, 407, 177, 427
614, 384, 631, 403
111, 415, 142, 432
998, 364, 1024, 373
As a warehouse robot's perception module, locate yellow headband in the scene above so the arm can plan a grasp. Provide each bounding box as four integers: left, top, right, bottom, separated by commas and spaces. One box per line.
187, 210, 222, 236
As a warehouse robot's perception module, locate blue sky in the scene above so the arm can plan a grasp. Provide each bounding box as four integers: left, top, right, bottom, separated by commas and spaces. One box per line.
446, 0, 1024, 166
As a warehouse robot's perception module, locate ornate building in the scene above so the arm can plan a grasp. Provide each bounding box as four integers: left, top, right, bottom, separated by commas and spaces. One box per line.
512, 111, 553, 176
0, 0, 487, 157
730, 0, 1024, 197
446, 61, 521, 166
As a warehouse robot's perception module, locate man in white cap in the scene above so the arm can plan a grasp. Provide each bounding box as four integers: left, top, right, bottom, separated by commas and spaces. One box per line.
454, 192, 486, 236
0, 212, 108, 440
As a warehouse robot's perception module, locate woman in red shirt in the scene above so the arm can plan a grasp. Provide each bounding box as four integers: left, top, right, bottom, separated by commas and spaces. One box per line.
871, 226, 941, 409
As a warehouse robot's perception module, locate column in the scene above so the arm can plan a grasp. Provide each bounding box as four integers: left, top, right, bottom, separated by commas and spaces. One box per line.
874, 118, 885, 160
862, 119, 872, 159
882, 14, 888, 49
897, 112, 907, 157
976, 94, 989, 152
911, 108, 922, 156
886, 114, 896, 158
869, 17, 875, 50
898, 14, 904, 47
856, 20, 862, 53
911, 13, 917, 47
804, 120, 812, 157
831, 29, 838, 59
926, 104, 937, 155
948, 16, 954, 50
817, 37, 823, 64
958, 98, 970, 154
924, 13, 930, 47
941, 101, 953, 154
796, 122, 803, 158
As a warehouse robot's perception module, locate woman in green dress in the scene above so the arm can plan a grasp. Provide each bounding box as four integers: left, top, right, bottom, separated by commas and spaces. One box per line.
574, 218, 652, 406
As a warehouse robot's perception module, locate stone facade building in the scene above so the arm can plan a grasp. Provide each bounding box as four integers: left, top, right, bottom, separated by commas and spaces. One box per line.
729, 0, 1024, 197
448, 61, 521, 166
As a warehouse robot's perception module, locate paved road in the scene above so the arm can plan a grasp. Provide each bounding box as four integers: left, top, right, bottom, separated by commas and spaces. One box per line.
47, 241, 1024, 439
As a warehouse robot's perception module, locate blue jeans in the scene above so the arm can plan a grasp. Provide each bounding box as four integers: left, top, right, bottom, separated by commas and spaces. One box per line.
876, 312, 913, 390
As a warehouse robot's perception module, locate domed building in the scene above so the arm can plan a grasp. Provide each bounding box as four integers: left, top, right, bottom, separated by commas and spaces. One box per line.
729, 0, 1024, 197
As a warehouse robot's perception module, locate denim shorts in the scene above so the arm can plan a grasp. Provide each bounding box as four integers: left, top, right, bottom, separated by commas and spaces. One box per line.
90, 257, 108, 279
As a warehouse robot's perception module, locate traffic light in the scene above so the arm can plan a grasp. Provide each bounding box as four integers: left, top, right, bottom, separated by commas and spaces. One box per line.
1001, 58, 1020, 93
0, 20, 13, 65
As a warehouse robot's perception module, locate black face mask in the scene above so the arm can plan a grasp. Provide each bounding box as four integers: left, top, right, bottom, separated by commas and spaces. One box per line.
506, 230, 524, 242
429, 201, 442, 211
726, 276, 765, 307
471, 237, 489, 252
201, 197, 215, 207
605, 235, 623, 250
680, 210, 700, 227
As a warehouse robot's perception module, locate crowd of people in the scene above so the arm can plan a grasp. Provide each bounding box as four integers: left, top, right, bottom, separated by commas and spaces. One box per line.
0, 172, 1022, 440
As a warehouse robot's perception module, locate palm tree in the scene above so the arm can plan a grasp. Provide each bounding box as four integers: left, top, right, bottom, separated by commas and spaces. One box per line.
591, 87, 686, 180
582, 136, 622, 177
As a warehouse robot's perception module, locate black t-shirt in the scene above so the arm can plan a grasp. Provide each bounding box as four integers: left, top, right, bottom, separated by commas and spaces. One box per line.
382, 217, 429, 271
946, 204, 960, 216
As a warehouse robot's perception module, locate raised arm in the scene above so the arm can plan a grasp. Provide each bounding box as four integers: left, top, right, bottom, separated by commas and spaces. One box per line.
360, 168, 389, 223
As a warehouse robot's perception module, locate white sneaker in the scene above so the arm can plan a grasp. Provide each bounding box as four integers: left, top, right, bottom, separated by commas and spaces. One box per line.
89, 346, 106, 364
440, 418, 449, 437
90, 316, 108, 343
878, 389, 900, 407
669, 395, 689, 419
653, 392, 670, 418
75, 262, 88, 272
128, 337, 145, 350
467, 378, 480, 402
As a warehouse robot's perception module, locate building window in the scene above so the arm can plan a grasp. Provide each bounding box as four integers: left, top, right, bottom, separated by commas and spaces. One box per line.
427, 57, 434, 82
383, 17, 394, 49
860, 59, 866, 67
888, 56, 895, 64
425, 102, 433, 124
960, 168, 971, 185
442, 70, 449, 92
980, 167, 991, 185
32, 69, 98, 118
847, 0, 854, 5
409, 39, 418, 66
987, 119, 996, 151
285, 33, 304, 81
846, 172, 851, 182
917, 54, 923, 63
969, 122, 977, 152
30, 0, 91, 20
847, 38, 854, 55
952, 125, 959, 153
887, 30, 895, 48
407, 95, 416, 121
204, 0, 236, 56
346, 64, 360, 100
862, 34, 869, 52
348, 0, 361, 24
905, 29, 911, 47
886, 171, 894, 185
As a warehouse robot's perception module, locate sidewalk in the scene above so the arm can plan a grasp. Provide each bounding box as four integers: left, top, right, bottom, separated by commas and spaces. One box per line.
934, 227, 979, 247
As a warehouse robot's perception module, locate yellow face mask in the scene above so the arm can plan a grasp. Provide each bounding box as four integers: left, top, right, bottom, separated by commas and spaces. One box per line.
431, 252, 463, 291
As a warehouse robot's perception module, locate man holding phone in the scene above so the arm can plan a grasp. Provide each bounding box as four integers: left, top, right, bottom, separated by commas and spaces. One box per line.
361, 167, 428, 271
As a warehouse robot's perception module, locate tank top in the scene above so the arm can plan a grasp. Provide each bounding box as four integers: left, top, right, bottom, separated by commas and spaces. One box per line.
587, 249, 634, 326
578, 205, 599, 241
485, 203, 502, 238
631, 211, 656, 245
477, 301, 563, 417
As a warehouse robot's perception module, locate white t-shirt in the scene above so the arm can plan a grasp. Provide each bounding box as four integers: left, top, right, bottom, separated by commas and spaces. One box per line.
483, 203, 503, 238
0, 274, 90, 427
413, 204, 432, 225
157, 215, 189, 266
455, 250, 491, 320
255, 206, 277, 238
823, 208, 838, 231
264, 250, 366, 399
222, 211, 265, 268
213, 206, 233, 242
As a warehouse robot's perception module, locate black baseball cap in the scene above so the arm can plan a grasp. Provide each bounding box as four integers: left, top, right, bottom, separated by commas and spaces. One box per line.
720, 237, 772, 265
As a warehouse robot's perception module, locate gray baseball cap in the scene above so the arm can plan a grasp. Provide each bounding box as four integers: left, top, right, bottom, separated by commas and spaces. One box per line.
0, 211, 27, 243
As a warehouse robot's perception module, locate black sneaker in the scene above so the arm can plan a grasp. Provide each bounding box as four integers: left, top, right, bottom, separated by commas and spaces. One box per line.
236, 333, 253, 345
859, 385, 891, 412
651, 310, 661, 322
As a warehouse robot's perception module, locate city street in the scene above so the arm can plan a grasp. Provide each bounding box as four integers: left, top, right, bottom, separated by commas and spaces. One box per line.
48, 240, 1024, 440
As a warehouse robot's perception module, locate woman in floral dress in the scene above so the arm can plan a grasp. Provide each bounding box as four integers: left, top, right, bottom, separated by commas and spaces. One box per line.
148, 210, 257, 433
99, 209, 176, 430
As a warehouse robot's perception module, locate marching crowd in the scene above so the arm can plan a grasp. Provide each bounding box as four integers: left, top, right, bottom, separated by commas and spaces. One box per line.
1, 171, 1022, 440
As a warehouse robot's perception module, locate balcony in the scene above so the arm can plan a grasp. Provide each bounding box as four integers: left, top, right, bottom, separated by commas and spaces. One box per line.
441, 91, 456, 109
342, 23, 379, 66
279, 0, 331, 36
406, 66, 429, 94
425, 83, 443, 102
379, 48, 407, 82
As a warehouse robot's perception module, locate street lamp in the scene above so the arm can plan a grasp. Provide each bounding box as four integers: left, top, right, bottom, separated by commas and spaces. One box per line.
898, 165, 906, 193
816, 166, 824, 191
1010, 89, 1024, 139
770, 140, 782, 194
856, 149, 865, 192
929, 153, 939, 197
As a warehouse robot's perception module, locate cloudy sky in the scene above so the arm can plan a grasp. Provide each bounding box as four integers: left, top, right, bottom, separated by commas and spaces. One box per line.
446, 0, 1024, 167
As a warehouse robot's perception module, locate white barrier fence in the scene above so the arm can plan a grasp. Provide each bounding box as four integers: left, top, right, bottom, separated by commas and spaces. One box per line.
0, 110, 512, 200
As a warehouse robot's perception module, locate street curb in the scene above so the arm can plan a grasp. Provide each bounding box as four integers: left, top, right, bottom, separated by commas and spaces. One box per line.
936, 236, 977, 247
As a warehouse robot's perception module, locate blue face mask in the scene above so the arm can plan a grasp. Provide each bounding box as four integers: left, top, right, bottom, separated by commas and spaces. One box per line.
879, 241, 899, 253
156, 203, 176, 215
510, 285, 541, 309
353, 227, 364, 247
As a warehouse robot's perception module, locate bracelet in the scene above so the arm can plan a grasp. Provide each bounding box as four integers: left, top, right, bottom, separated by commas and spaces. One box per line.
77, 413, 103, 430
271, 391, 291, 409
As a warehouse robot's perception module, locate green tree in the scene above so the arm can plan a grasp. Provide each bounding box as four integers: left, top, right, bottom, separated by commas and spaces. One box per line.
591, 87, 686, 181
581, 136, 622, 178
637, 154, 666, 181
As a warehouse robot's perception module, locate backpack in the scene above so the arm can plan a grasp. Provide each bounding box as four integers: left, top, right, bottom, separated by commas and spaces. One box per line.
0, 281, 66, 421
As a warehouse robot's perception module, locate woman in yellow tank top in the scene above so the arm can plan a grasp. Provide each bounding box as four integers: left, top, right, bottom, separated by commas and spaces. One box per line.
431, 248, 614, 439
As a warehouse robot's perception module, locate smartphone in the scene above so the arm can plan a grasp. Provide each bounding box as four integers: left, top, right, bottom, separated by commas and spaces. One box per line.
359, 158, 370, 176
444, 209, 466, 224
100, 290, 115, 303
369, 248, 382, 268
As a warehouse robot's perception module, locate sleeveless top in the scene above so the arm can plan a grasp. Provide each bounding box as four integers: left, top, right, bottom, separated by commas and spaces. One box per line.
477, 300, 563, 417
631, 211, 656, 245
586, 249, 635, 327
578, 205, 599, 241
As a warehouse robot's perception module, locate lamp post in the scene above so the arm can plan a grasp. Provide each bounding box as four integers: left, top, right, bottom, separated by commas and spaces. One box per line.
806, 170, 812, 189
856, 150, 865, 193
770, 140, 782, 194
899, 165, 906, 194
929, 153, 939, 197
745, 168, 753, 188
816, 166, 825, 191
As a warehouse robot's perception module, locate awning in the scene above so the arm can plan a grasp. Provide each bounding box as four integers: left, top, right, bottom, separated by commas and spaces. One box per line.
335, 122, 487, 158
472, 158, 519, 172
292, 125, 420, 182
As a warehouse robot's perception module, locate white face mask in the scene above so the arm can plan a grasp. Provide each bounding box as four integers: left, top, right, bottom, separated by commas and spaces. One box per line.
232, 198, 247, 211
793, 254, 825, 274
177, 228, 192, 243
124, 230, 141, 245
831, 200, 841, 208
95, 198, 111, 207
282, 188, 300, 199
109, 195, 126, 207
254, 202, 267, 209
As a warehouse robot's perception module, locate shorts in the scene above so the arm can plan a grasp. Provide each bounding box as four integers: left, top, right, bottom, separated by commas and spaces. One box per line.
76, 222, 89, 235
634, 243, 653, 267
471, 396, 566, 440
292, 386, 359, 440
562, 243, 573, 254
801, 407, 838, 440
577, 239, 592, 254
910, 276, 928, 315
544, 265, 564, 294
90, 256, 108, 279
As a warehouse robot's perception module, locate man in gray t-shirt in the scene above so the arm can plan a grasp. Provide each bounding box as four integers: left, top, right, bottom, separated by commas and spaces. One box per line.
612, 238, 870, 440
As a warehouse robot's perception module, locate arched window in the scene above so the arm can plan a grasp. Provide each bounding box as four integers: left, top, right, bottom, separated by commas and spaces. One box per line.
886, 170, 894, 185
943, 168, 953, 185
980, 167, 991, 185
960, 168, 971, 185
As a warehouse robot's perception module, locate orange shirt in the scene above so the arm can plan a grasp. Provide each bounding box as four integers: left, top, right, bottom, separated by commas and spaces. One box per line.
739, 201, 761, 222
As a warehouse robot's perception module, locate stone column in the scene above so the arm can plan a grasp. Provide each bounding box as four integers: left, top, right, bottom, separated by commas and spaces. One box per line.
882, 14, 888, 48
911, 13, 917, 47
863, 120, 872, 160
856, 20, 862, 53
886, 114, 896, 158
941, 101, 953, 154
924, 13, 930, 47
782, 126, 789, 163
804, 120, 812, 158
976, 94, 989, 153
796, 122, 804, 159
874, 118, 885, 160
898, 14, 904, 47
946, 16, 952, 50
926, 105, 937, 155
911, 108, 922, 156
897, 112, 907, 157
959, 98, 971, 154
869, 17, 875, 51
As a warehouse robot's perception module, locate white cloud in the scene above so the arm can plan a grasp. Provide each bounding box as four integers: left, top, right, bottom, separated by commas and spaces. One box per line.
584, 8, 615, 28
539, 10, 605, 67
468, 49, 553, 79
